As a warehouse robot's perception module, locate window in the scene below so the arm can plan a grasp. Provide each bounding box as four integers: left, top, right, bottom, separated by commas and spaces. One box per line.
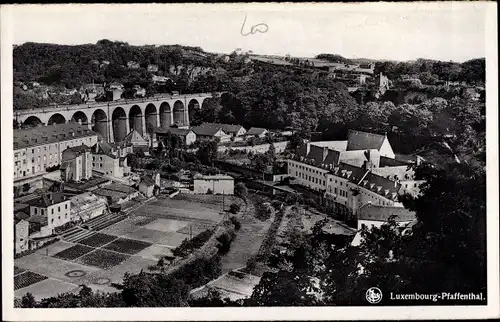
100, 157, 103, 161
41, 209, 44, 215
58, 216, 60, 220
92, 163, 95, 167
51, 209, 54, 214
34, 208, 37, 214
65, 204, 68, 209
31, 149, 34, 154
51, 219, 54, 223
58, 206, 61, 212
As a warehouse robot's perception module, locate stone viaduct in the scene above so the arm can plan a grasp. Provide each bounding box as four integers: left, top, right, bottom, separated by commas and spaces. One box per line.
14, 93, 220, 143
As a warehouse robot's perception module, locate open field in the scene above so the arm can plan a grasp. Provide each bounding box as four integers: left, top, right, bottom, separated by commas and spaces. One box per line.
14, 194, 231, 299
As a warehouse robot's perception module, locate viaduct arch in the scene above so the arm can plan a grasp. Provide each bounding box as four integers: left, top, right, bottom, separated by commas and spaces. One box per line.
14, 93, 221, 143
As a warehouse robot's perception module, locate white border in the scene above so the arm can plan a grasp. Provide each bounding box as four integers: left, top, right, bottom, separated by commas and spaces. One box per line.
2, 3, 499, 321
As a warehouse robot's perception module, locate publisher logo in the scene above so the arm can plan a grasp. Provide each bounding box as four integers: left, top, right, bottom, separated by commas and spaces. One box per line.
366, 287, 383, 304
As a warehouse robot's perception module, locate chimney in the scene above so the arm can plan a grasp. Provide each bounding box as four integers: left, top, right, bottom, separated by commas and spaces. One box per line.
306, 143, 311, 155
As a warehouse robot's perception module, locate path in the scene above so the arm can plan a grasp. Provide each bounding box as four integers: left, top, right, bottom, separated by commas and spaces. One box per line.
220, 197, 273, 274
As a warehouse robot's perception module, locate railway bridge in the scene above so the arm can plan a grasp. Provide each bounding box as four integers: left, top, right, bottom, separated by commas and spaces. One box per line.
14, 92, 220, 143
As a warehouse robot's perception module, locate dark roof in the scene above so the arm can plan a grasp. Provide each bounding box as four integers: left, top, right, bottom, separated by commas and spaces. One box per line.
141, 176, 156, 186
14, 123, 97, 150
92, 142, 118, 159
156, 127, 194, 137
246, 127, 267, 136
379, 156, 410, 167
14, 203, 30, 213
14, 211, 30, 224
192, 123, 226, 136
27, 213, 48, 226
294, 144, 340, 168
346, 130, 386, 151
24, 192, 69, 208
358, 204, 416, 222
68, 144, 91, 153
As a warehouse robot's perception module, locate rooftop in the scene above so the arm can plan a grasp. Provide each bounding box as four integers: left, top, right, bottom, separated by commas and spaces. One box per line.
358, 204, 417, 222
245, 127, 267, 136
346, 129, 386, 151
192, 123, 226, 137
194, 173, 234, 180
14, 123, 98, 150
24, 192, 70, 208
156, 127, 194, 136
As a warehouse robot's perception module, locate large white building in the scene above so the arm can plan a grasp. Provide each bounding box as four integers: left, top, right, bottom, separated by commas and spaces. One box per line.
287, 129, 423, 218
24, 192, 72, 237
13, 123, 99, 186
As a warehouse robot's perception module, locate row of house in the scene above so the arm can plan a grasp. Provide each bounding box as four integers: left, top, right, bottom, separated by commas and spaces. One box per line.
286, 130, 423, 244
155, 122, 269, 146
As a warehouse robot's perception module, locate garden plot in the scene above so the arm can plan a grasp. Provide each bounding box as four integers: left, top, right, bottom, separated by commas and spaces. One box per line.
143, 218, 190, 233
77, 249, 131, 269
35, 240, 75, 257
53, 244, 95, 261
74, 255, 156, 287
78, 233, 118, 248
158, 232, 190, 248
15, 278, 79, 301
14, 271, 48, 290
103, 238, 152, 255
177, 221, 216, 236
15, 252, 101, 283
135, 244, 175, 261
123, 227, 167, 243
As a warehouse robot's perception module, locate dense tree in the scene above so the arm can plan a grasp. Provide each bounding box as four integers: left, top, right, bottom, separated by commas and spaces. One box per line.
196, 140, 218, 165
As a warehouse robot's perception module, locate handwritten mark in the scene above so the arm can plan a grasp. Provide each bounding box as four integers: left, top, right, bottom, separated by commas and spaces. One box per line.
240, 14, 269, 36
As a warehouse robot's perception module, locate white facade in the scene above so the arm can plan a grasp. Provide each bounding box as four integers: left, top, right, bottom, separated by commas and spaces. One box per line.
70, 192, 108, 222
14, 133, 98, 183
193, 175, 234, 195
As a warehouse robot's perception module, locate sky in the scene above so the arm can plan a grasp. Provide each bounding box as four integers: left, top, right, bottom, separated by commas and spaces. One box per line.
5, 2, 492, 62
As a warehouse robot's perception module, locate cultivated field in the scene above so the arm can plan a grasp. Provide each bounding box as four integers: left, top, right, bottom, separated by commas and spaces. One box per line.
14, 194, 239, 300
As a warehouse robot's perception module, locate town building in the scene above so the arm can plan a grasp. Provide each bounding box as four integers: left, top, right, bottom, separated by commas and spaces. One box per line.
13, 123, 99, 187
200, 123, 247, 138
14, 211, 30, 254
122, 130, 149, 148
69, 192, 108, 223
24, 192, 72, 237
155, 127, 197, 146
193, 173, 234, 195
91, 142, 131, 178
139, 175, 156, 198
351, 204, 417, 246
245, 127, 268, 138
152, 75, 171, 85
147, 64, 159, 72
60, 144, 92, 182
127, 61, 140, 69
287, 129, 421, 218
192, 123, 231, 143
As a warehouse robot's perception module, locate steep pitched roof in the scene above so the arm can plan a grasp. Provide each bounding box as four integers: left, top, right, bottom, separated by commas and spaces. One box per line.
25, 192, 68, 208
246, 127, 268, 136
122, 130, 147, 145
14, 211, 30, 225
192, 123, 226, 136
141, 175, 156, 186
358, 204, 416, 222
346, 130, 386, 151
